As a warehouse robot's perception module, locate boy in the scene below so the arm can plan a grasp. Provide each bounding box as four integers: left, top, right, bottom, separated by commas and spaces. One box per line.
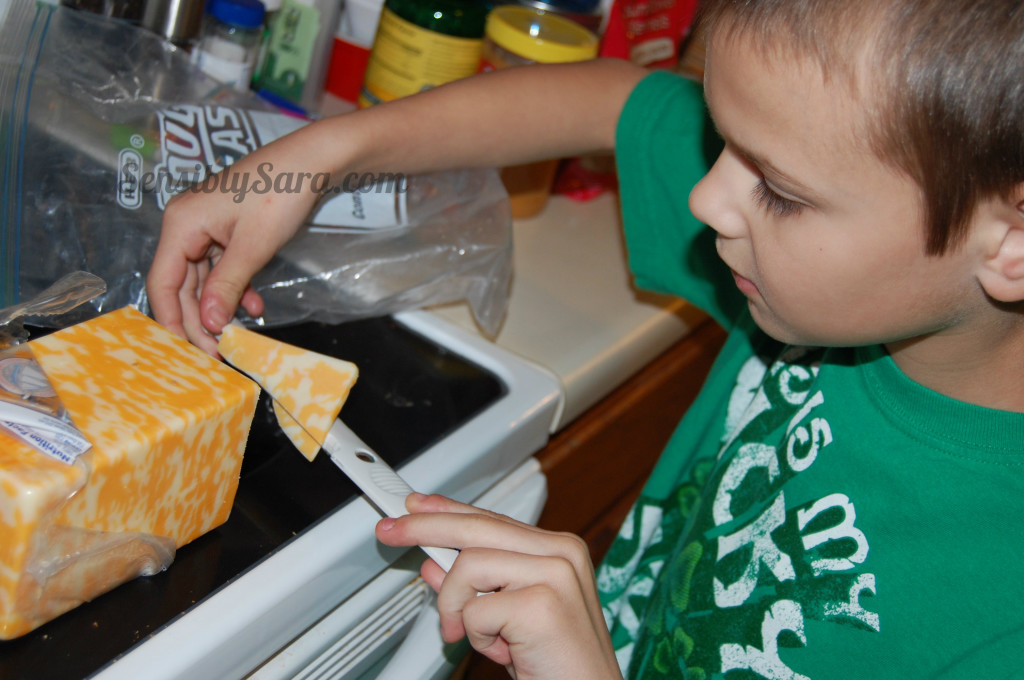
148, 0, 1024, 677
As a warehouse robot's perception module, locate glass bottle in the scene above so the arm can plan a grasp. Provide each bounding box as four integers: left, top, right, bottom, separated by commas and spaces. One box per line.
358, 0, 489, 107
192, 0, 267, 92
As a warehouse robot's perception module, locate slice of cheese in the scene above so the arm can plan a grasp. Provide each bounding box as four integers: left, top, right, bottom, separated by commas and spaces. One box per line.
0, 306, 259, 639
217, 324, 358, 460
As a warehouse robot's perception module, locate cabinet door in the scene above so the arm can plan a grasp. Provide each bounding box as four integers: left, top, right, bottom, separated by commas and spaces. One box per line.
538, 319, 726, 561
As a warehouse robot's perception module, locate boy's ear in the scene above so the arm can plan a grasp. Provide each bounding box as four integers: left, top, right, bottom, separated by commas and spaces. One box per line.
977, 196, 1024, 303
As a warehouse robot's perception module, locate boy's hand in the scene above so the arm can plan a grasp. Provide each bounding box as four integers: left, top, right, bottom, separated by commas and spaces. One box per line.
376, 493, 624, 680
146, 140, 325, 356
145, 61, 645, 355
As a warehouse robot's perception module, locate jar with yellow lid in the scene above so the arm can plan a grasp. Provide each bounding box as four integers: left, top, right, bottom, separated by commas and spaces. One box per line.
481, 5, 598, 218
359, 0, 489, 108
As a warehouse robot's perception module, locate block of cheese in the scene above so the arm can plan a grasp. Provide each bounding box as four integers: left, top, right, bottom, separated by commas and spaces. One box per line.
218, 324, 358, 460
0, 306, 260, 639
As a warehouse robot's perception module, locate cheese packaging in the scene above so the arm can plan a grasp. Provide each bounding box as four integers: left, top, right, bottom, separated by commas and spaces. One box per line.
217, 323, 358, 459
0, 307, 260, 639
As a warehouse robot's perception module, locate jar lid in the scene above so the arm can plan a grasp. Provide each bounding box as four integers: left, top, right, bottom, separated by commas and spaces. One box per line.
485, 5, 598, 63
207, 0, 266, 29
519, 0, 599, 16
505, 0, 602, 32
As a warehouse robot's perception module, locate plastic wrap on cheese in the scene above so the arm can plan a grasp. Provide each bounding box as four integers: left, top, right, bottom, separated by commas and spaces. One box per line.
0, 307, 260, 639
218, 324, 358, 460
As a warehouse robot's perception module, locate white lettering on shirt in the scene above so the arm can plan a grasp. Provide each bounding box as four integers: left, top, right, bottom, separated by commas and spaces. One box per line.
720, 599, 811, 680
714, 491, 796, 607
797, 493, 870, 576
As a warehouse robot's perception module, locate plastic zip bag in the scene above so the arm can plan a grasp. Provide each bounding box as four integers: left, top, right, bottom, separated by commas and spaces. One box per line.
0, 271, 105, 463
0, 1, 512, 334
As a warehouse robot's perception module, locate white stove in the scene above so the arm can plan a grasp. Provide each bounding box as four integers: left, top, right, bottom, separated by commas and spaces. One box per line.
0, 310, 560, 680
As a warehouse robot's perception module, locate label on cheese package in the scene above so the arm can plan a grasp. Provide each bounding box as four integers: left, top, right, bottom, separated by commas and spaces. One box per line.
0, 406, 91, 464
0, 346, 91, 464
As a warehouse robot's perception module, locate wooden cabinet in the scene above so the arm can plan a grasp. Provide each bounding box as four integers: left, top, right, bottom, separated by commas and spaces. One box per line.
457, 317, 727, 680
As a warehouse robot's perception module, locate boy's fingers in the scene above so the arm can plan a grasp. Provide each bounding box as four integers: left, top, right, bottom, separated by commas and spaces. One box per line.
419, 557, 447, 593
405, 493, 478, 515
146, 241, 190, 338
195, 224, 278, 335
379, 511, 595, 593
378, 509, 540, 555
405, 493, 536, 531
198, 260, 246, 335
452, 589, 514, 665
437, 552, 607, 670
148, 200, 232, 341
440, 549, 582, 609
239, 285, 265, 319
179, 263, 221, 357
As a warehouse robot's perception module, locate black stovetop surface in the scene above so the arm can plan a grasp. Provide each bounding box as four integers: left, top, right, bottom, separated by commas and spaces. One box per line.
0, 315, 504, 680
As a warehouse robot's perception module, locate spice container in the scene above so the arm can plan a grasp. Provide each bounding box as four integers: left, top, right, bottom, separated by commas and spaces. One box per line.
252, 0, 343, 113
192, 0, 266, 92
358, 0, 489, 107
481, 5, 598, 218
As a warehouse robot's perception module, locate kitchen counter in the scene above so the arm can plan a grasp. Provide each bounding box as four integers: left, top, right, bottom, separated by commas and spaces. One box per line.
430, 188, 707, 432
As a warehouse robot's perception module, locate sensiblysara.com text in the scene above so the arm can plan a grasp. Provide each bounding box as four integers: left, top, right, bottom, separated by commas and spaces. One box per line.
141, 163, 409, 204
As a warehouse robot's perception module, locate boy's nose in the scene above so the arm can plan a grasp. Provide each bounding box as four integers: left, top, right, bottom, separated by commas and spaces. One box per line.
689, 151, 748, 240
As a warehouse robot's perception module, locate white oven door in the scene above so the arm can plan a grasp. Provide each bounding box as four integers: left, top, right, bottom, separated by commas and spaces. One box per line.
247, 457, 548, 680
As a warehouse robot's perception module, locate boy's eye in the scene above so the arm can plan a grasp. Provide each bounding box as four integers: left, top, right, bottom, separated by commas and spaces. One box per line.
752, 178, 803, 217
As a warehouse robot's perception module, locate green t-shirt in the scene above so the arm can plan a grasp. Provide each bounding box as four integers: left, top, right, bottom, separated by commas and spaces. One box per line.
597, 71, 1024, 680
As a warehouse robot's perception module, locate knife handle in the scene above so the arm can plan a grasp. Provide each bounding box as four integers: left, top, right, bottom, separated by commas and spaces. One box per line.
323, 421, 459, 573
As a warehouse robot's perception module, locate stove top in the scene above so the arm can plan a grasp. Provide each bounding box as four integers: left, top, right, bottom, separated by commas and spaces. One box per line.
0, 315, 508, 680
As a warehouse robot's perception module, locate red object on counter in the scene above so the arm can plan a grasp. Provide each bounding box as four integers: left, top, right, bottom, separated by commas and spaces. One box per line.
599, 0, 699, 69
326, 36, 372, 103
552, 0, 698, 203
552, 156, 619, 202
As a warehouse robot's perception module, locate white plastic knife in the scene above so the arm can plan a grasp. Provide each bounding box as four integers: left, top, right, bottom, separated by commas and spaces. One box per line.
321, 418, 460, 572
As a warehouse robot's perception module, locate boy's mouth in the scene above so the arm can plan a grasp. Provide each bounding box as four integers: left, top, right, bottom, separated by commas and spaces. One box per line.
715, 240, 761, 297
731, 269, 760, 297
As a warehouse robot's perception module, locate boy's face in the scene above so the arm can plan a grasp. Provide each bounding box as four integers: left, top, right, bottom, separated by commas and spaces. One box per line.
690, 33, 988, 348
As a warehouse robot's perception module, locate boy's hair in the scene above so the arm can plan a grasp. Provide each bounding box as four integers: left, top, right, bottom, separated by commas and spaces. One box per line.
694, 0, 1024, 255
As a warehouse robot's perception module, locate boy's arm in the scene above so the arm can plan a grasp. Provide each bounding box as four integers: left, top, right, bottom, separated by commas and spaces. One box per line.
338, 57, 646, 173
146, 59, 647, 355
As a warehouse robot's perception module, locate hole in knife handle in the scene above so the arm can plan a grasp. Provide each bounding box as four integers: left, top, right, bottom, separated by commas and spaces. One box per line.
356, 451, 376, 463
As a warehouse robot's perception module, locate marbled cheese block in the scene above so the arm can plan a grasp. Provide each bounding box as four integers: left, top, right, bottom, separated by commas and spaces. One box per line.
0, 437, 87, 639
218, 324, 358, 460
0, 306, 259, 639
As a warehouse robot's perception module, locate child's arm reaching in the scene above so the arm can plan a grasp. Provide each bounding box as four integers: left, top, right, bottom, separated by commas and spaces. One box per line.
146, 59, 647, 355
375, 493, 624, 680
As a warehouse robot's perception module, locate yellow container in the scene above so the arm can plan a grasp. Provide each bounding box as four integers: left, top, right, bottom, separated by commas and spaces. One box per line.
482, 6, 598, 218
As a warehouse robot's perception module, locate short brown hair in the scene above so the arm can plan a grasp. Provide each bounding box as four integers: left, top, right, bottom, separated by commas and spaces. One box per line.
695, 0, 1024, 254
